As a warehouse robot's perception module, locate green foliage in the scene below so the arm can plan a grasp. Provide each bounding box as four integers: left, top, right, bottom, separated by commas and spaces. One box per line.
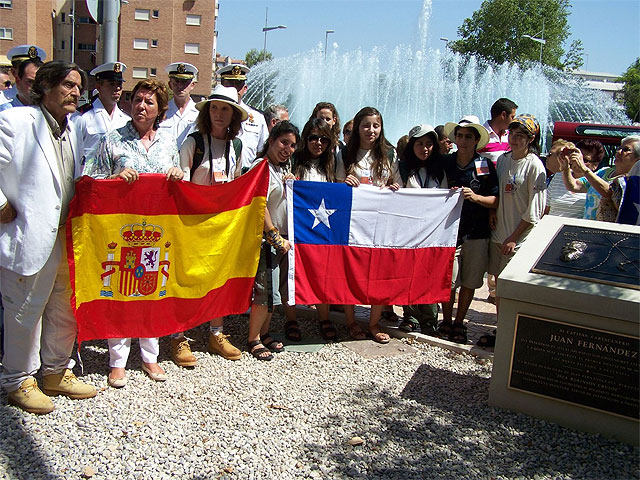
618, 58, 640, 122
449, 0, 583, 70
245, 48, 273, 68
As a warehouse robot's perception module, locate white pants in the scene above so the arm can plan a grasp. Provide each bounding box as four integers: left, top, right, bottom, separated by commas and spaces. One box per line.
0, 231, 76, 392
108, 337, 159, 368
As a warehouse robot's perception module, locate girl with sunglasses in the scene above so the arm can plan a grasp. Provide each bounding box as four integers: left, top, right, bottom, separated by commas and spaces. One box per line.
282, 118, 338, 342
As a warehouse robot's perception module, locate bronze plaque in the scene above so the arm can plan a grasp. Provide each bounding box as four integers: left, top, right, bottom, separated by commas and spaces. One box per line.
531, 225, 639, 290
509, 315, 639, 420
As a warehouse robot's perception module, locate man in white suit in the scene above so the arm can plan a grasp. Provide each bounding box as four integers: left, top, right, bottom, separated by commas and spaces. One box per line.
0, 61, 97, 414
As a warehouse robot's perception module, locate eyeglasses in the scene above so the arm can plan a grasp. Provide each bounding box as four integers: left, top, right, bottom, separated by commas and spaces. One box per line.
3, 81, 11, 88
343, 130, 352, 136
308, 134, 330, 144
618, 145, 633, 153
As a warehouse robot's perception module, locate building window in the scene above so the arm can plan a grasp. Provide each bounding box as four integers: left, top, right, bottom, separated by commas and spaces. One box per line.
133, 38, 149, 50
0, 27, 12, 40
186, 14, 201, 26
151, 39, 158, 48
78, 43, 96, 51
0, 0, 12, 8
61, 40, 65, 50
78, 16, 93, 24
132, 67, 148, 79
61, 12, 65, 22
184, 43, 200, 55
134, 9, 150, 21
150, 68, 157, 77
152, 10, 159, 18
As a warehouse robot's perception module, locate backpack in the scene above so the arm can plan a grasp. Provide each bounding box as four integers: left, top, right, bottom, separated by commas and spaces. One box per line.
188, 131, 242, 180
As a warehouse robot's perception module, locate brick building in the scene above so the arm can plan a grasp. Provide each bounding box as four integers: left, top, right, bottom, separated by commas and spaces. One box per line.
1, 0, 217, 99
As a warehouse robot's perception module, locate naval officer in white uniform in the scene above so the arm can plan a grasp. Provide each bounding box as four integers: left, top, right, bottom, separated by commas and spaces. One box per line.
160, 62, 199, 148
74, 62, 130, 167
218, 64, 268, 172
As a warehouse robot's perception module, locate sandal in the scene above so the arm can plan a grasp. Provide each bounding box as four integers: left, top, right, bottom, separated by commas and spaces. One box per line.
477, 333, 496, 348
260, 333, 284, 353
284, 320, 302, 342
399, 319, 419, 333
347, 322, 367, 341
318, 320, 337, 341
248, 340, 274, 361
368, 326, 390, 344
450, 323, 468, 344
434, 322, 453, 339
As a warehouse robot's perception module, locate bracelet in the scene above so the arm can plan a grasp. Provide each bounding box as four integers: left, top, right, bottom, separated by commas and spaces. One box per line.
265, 227, 286, 252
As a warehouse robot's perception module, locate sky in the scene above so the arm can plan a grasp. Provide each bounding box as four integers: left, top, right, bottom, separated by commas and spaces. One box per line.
216, 0, 640, 76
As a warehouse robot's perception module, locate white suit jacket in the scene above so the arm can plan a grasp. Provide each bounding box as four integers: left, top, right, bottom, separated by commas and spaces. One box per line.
0, 106, 83, 275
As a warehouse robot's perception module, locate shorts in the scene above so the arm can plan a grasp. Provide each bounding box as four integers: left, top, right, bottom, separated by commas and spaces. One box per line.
451, 238, 489, 290
488, 241, 516, 277
252, 242, 289, 307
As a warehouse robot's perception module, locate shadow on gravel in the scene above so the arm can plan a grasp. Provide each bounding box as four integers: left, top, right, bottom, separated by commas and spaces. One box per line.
0, 391, 58, 479
300, 362, 638, 480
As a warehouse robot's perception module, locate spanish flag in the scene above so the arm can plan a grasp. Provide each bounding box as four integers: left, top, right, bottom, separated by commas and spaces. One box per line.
67, 160, 268, 342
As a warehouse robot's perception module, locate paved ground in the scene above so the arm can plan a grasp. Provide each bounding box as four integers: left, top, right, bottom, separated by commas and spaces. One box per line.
290, 279, 498, 359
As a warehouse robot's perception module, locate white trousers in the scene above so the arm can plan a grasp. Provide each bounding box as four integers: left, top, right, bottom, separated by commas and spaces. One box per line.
0, 231, 76, 392
108, 337, 159, 368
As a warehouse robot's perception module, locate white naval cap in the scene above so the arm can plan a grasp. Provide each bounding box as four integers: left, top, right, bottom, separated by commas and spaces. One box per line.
165, 62, 198, 80
6, 45, 46, 66
90, 62, 127, 81
217, 64, 250, 81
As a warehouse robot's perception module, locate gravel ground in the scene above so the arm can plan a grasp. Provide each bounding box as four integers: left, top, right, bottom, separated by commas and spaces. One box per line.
0, 313, 637, 480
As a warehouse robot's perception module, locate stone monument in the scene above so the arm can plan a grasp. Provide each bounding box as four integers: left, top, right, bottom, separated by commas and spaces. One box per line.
489, 215, 639, 445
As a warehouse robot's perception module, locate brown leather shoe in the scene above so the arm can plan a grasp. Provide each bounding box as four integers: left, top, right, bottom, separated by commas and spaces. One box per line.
7, 378, 55, 414
208, 333, 241, 360
170, 337, 197, 367
42, 369, 97, 399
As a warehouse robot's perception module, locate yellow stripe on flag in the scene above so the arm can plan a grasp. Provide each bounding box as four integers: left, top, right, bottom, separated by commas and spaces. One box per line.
71, 195, 265, 305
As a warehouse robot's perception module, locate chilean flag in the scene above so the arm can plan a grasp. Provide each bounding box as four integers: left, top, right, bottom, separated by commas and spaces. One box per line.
286, 181, 463, 306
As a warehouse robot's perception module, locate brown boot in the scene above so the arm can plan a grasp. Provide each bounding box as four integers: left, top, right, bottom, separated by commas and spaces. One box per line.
208, 333, 241, 360
170, 337, 197, 367
42, 369, 97, 399
7, 378, 55, 414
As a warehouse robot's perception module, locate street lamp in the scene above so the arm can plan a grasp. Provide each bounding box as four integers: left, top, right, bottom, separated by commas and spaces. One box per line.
324, 30, 335, 59
262, 8, 286, 63
439, 37, 450, 49
522, 20, 545, 64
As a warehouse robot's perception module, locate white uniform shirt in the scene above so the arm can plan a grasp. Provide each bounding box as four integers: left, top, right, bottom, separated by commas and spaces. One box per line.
74, 98, 130, 166
0, 86, 27, 108
160, 97, 199, 148
238, 101, 268, 168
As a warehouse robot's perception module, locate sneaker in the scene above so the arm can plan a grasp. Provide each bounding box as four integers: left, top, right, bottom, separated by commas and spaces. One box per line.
208, 333, 241, 360
170, 337, 197, 367
42, 369, 97, 400
7, 378, 54, 414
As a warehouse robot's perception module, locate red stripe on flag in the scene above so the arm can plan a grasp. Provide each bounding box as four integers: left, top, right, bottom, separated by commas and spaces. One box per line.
294, 244, 455, 306
75, 277, 255, 342
69, 158, 269, 217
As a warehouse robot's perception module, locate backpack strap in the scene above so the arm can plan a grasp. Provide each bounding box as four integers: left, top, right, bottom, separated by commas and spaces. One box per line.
188, 131, 205, 180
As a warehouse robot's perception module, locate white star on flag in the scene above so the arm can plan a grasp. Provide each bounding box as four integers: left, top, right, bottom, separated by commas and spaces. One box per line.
308, 198, 337, 229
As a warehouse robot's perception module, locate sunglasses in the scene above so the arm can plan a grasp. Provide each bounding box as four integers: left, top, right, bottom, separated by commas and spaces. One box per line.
308, 134, 330, 144
618, 146, 633, 153
3, 81, 11, 88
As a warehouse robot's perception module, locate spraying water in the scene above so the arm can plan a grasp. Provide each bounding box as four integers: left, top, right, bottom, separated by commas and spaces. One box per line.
245, 0, 628, 147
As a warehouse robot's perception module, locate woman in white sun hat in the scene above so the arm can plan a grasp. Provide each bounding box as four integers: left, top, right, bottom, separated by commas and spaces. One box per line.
168, 84, 248, 368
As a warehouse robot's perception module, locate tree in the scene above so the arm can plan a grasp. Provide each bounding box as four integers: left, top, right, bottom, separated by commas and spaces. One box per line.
449, 0, 583, 70
245, 48, 273, 68
618, 58, 640, 122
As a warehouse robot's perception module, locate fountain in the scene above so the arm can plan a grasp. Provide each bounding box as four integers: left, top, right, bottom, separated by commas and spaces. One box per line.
244, 0, 629, 148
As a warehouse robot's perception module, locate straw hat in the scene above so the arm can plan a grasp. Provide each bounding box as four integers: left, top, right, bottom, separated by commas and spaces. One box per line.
444, 115, 490, 150
195, 84, 248, 121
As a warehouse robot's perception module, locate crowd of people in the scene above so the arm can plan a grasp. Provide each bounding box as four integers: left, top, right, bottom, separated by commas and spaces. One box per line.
0, 44, 639, 415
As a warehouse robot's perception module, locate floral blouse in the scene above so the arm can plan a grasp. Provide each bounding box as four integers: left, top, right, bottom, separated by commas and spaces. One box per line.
84, 121, 179, 178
